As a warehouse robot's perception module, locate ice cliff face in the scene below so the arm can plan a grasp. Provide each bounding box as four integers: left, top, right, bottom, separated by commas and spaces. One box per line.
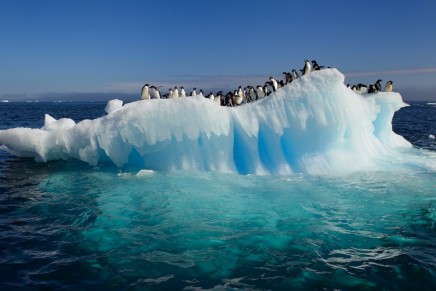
0, 69, 414, 175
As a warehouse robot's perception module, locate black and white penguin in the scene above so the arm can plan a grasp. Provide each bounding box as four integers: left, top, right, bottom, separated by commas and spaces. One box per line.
150, 86, 161, 99
206, 92, 214, 100
168, 88, 174, 99
215, 91, 224, 106
199, 89, 204, 97
180, 86, 186, 97
385, 81, 393, 92
173, 86, 179, 98
368, 84, 375, 94
292, 69, 300, 80
237, 86, 244, 98
311, 60, 324, 71
263, 84, 270, 96
357, 84, 368, 94
374, 79, 382, 93
225, 92, 234, 106
251, 86, 258, 101
283, 72, 292, 84
141, 84, 150, 100
351, 85, 357, 92
269, 77, 278, 92
301, 59, 311, 76
190, 88, 197, 97
256, 85, 265, 98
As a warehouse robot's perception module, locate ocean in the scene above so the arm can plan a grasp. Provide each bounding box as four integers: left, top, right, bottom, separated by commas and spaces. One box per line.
0, 101, 435, 290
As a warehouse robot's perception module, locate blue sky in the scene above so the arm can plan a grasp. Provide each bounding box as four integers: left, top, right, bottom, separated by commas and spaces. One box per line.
1, 0, 436, 101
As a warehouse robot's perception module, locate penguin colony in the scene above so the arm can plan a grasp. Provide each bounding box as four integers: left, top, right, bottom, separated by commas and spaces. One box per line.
348, 79, 394, 94
141, 60, 394, 106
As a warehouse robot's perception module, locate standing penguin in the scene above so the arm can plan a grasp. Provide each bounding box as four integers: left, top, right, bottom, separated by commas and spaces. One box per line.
150, 86, 161, 99
311, 60, 324, 71
168, 88, 174, 99
173, 86, 179, 98
283, 72, 292, 84
263, 84, 270, 96
256, 85, 265, 98
301, 59, 311, 76
385, 81, 393, 92
180, 86, 186, 97
214, 91, 223, 105
190, 88, 197, 97
237, 86, 244, 102
141, 84, 151, 100
292, 69, 300, 80
269, 77, 278, 92
374, 79, 382, 92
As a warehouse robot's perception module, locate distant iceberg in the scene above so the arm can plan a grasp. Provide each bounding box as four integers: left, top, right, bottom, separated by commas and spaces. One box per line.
1, 68, 431, 175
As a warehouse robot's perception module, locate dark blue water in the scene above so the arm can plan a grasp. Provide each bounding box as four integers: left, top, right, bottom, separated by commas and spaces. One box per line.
0, 101, 435, 290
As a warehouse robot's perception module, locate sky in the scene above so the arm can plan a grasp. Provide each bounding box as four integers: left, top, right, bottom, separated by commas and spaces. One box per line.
1, 0, 436, 101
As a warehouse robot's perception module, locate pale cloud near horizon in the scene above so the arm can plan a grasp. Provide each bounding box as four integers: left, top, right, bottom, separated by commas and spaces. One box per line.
344, 67, 436, 78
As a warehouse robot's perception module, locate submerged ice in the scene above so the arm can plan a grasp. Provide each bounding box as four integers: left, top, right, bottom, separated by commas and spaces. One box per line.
0, 68, 434, 175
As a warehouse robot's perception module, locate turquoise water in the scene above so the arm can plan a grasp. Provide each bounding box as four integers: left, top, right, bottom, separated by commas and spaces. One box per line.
1, 157, 435, 289
0, 102, 435, 289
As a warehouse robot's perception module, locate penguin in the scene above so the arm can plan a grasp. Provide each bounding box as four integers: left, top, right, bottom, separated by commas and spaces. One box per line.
168, 88, 174, 99
269, 77, 278, 92
214, 91, 223, 105
190, 88, 197, 97
357, 83, 367, 94
237, 86, 244, 100
248, 86, 257, 102
263, 84, 270, 96
180, 86, 186, 97
225, 92, 234, 106
199, 89, 204, 97
173, 86, 179, 98
351, 85, 357, 92
385, 81, 393, 92
234, 86, 244, 105
256, 85, 265, 98
311, 60, 324, 71
278, 80, 284, 88
368, 84, 375, 94
206, 92, 215, 100
141, 84, 151, 100
374, 79, 382, 93
265, 81, 275, 95
301, 59, 311, 76
292, 69, 300, 80
150, 86, 161, 99
283, 72, 292, 84
244, 87, 250, 102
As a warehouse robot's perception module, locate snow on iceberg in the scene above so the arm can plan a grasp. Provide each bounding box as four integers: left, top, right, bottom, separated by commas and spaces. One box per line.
0, 68, 424, 175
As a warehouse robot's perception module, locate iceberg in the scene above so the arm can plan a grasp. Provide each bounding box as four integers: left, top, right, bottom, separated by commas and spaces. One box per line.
0, 68, 430, 175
